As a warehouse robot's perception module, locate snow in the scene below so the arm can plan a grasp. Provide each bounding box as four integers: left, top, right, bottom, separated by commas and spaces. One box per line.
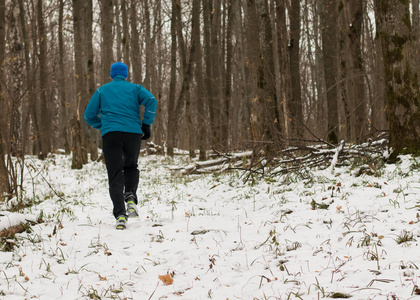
1, 152, 420, 299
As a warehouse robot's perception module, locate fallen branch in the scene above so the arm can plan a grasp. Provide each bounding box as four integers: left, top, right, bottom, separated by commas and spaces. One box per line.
0, 222, 33, 238
173, 138, 389, 179
171, 151, 253, 175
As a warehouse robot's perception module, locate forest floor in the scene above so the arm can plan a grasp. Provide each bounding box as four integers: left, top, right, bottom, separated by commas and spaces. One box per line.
1, 150, 420, 299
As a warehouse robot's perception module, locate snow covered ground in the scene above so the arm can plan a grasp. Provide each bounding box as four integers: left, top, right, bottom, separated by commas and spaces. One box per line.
1, 152, 420, 299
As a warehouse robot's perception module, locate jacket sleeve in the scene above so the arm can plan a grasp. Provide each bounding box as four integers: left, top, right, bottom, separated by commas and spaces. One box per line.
84, 89, 102, 129
138, 85, 157, 125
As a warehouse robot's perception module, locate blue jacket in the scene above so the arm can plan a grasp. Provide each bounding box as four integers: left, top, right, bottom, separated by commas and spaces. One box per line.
84, 76, 157, 137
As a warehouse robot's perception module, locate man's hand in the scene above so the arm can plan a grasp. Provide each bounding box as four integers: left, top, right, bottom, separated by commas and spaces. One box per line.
141, 124, 151, 140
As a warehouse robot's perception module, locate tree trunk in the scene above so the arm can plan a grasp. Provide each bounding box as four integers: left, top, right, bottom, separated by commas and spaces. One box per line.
203, 0, 217, 146
193, 0, 207, 160
130, 0, 141, 84
143, 0, 152, 88
121, 0, 130, 73
85, 0, 99, 161
101, 0, 113, 85
58, 0, 70, 153
245, 0, 264, 142
257, 0, 282, 147
288, 0, 303, 141
152, 0, 163, 145
7, 2, 22, 158
19, 0, 36, 155
224, 0, 234, 148
210, 0, 223, 147
321, 0, 339, 144
115, 0, 122, 61
0, 0, 8, 199
275, 0, 291, 142
72, 0, 88, 169
348, 0, 366, 142
38, 0, 50, 159
174, 0, 194, 157
167, 0, 177, 157
413, 0, 420, 81
370, 0, 386, 133
377, 0, 420, 161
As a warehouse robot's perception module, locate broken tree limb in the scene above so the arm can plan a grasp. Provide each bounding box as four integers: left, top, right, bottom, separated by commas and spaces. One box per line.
173, 138, 389, 179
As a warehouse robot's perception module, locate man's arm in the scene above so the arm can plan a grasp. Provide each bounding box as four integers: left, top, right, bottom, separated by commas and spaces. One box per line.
84, 89, 102, 129
138, 85, 157, 125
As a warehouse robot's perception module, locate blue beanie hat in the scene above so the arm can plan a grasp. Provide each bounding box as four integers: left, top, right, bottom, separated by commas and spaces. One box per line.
110, 62, 128, 79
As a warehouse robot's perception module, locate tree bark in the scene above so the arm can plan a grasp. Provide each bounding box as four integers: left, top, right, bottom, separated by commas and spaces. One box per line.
288, 0, 303, 141
371, 0, 386, 133
130, 0, 141, 84
193, 0, 207, 160
101, 0, 114, 85
321, 0, 339, 144
72, 0, 88, 169
348, 0, 366, 142
377, 0, 420, 161
413, 0, 420, 80
210, 0, 223, 147
174, 0, 194, 157
58, 0, 70, 154
85, 0, 99, 161
203, 0, 217, 146
257, 0, 282, 147
275, 0, 290, 141
143, 0, 152, 88
245, 0, 263, 142
38, 0, 51, 159
19, 0, 38, 156
224, 0, 234, 148
121, 0, 130, 73
167, 0, 177, 157
0, 0, 8, 199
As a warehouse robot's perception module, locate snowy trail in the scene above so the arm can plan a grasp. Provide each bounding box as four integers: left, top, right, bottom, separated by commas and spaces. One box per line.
1, 153, 420, 299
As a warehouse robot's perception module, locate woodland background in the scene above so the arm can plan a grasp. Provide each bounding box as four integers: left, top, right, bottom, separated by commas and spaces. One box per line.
1, 0, 420, 199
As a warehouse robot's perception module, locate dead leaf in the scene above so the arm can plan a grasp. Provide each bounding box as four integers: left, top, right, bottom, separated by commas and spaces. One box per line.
159, 273, 174, 285
98, 274, 107, 281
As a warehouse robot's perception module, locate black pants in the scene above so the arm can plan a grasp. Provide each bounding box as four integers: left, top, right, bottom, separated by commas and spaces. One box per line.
102, 131, 141, 218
